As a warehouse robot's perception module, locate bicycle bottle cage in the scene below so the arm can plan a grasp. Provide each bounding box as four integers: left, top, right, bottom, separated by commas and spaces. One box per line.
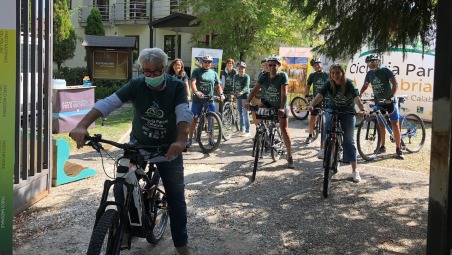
256, 108, 277, 120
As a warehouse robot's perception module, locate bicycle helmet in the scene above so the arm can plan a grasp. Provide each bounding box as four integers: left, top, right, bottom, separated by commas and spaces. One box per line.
266, 54, 281, 65
201, 55, 213, 62
365, 54, 380, 63
260, 58, 267, 64
310, 58, 322, 66
236, 61, 247, 68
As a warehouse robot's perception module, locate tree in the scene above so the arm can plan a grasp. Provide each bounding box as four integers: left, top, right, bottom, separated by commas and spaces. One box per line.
288, 0, 437, 60
186, 0, 320, 61
85, 8, 105, 36
53, 0, 77, 71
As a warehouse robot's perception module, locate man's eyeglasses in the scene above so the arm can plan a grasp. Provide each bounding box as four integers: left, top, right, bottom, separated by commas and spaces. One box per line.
142, 68, 164, 77
268, 64, 277, 67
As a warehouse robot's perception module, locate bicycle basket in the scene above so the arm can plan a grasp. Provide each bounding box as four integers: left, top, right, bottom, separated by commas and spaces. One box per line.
256, 108, 277, 120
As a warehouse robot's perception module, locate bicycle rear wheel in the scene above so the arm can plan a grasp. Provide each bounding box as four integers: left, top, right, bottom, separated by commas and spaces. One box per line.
197, 112, 222, 153
270, 128, 285, 161
357, 117, 381, 161
145, 173, 169, 244
252, 133, 263, 182
323, 138, 336, 198
400, 113, 426, 152
290, 97, 309, 120
87, 209, 121, 255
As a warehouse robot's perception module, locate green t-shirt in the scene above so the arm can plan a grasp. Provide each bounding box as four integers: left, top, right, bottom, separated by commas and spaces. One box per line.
307, 71, 329, 96
221, 68, 238, 93
319, 78, 359, 112
233, 73, 250, 99
191, 67, 220, 103
364, 66, 396, 100
115, 75, 187, 146
257, 71, 289, 108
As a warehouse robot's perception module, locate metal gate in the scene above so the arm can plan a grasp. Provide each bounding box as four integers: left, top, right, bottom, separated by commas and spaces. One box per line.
13, 0, 53, 215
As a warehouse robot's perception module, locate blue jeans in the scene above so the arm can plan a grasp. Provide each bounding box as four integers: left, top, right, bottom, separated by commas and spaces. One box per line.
323, 110, 357, 163
156, 155, 188, 247
236, 99, 250, 132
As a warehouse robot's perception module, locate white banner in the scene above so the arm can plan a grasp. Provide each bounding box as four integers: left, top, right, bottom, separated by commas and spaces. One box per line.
347, 47, 434, 121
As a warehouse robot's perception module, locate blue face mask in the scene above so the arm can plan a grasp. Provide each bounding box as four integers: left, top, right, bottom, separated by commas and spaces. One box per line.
145, 74, 165, 88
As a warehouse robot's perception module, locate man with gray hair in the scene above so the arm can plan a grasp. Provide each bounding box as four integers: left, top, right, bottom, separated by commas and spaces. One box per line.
69, 48, 193, 254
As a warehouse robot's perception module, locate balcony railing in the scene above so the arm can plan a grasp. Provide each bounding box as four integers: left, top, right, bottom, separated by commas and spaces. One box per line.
78, 1, 192, 26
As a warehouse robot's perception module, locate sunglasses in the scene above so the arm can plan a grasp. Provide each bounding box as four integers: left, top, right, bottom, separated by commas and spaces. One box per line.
367, 60, 378, 65
268, 64, 278, 67
202, 61, 212, 64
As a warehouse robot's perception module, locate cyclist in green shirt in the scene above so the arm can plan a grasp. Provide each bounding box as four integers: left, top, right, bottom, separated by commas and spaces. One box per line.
305, 58, 329, 144
233, 61, 251, 136
245, 55, 294, 169
360, 54, 404, 160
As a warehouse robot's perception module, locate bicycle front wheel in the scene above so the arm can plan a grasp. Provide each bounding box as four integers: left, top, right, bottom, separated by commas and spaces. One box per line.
323, 138, 336, 198
146, 173, 169, 244
270, 128, 286, 161
221, 102, 236, 141
401, 114, 426, 153
87, 209, 121, 255
252, 132, 263, 182
290, 97, 309, 120
357, 117, 381, 161
197, 112, 222, 153
313, 113, 324, 140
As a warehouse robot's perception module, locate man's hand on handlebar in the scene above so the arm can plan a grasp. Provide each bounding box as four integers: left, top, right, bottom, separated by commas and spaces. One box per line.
195, 91, 204, 99
69, 127, 89, 149
244, 101, 251, 111
166, 141, 186, 161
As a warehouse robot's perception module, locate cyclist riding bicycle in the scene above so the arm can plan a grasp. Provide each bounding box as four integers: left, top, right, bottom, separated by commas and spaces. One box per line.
305, 57, 329, 144
245, 54, 294, 169
359, 54, 404, 160
69, 48, 193, 255
308, 64, 366, 182
187, 54, 225, 148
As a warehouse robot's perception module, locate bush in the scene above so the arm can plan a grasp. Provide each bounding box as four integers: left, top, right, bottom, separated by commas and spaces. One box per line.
93, 80, 125, 100
54, 67, 88, 85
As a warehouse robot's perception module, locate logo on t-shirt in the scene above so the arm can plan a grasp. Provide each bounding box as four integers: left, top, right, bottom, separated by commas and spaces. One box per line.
145, 101, 164, 118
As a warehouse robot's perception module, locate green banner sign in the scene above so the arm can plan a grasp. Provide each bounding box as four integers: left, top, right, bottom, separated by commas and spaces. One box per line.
0, 0, 16, 253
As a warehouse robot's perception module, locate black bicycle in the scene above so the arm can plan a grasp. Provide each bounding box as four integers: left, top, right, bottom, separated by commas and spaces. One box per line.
322, 110, 353, 198
311, 99, 327, 141
84, 134, 169, 255
356, 96, 426, 161
194, 95, 223, 153
221, 93, 240, 141
250, 106, 286, 182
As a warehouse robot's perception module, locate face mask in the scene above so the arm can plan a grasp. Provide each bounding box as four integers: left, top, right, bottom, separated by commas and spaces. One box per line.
145, 74, 165, 88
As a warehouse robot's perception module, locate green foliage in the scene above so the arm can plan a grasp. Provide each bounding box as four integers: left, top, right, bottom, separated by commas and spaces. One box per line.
85, 8, 105, 36
93, 80, 125, 100
54, 67, 89, 85
53, 0, 77, 71
186, 0, 320, 61
288, 0, 437, 60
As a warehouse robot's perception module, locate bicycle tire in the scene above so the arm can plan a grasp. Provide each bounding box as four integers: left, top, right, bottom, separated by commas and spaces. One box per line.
400, 113, 426, 153
87, 209, 121, 255
197, 111, 223, 153
290, 97, 309, 120
146, 175, 169, 244
312, 113, 323, 140
323, 138, 335, 198
357, 117, 381, 161
270, 128, 285, 161
221, 102, 235, 141
252, 132, 263, 182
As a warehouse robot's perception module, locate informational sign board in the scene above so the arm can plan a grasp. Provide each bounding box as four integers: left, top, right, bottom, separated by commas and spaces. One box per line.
346, 46, 435, 121
190, 48, 223, 76
0, 0, 16, 253
92, 50, 129, 80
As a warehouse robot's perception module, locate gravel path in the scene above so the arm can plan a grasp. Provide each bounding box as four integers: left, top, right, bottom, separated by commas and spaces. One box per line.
13, 119, 429, 255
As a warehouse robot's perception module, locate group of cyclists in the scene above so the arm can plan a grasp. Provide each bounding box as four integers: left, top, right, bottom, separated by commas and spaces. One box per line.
68, 47, 404, 255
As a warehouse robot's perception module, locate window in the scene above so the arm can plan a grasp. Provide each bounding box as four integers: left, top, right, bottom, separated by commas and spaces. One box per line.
164, 35, 181, 60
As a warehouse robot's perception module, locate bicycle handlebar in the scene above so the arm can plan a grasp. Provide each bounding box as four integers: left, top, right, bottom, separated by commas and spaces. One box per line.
84, 134, 166, 153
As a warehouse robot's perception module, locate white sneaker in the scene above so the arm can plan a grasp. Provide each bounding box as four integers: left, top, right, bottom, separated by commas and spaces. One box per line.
242, 132, 251, 137
317, 149, 324, 159
351, 171, 361, 182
